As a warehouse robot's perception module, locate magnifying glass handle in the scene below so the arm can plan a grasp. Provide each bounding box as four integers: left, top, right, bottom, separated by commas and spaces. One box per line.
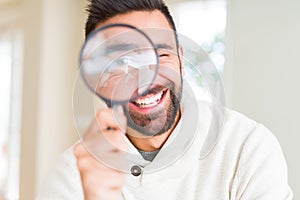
109, 104, 127, 133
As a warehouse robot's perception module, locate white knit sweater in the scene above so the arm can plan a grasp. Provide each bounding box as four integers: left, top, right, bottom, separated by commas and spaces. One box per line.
37, 85, 293, 200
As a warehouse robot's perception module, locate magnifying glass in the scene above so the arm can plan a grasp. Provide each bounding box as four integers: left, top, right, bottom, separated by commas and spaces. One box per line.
80, 23, 159, 106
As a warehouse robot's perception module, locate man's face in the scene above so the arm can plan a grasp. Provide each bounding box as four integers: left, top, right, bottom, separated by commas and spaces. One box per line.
96, 11, 183, 137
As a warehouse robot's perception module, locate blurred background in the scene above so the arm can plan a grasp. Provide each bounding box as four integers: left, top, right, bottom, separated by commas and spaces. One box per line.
0, 0, 299, 199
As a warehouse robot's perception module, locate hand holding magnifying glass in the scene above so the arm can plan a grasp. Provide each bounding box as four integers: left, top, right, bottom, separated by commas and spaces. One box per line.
75, 24, 160, 199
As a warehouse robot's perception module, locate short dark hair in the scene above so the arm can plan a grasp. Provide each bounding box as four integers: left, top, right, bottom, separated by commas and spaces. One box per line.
85, 0, 177, 37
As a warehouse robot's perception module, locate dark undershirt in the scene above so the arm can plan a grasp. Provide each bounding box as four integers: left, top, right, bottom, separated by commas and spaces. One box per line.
137, 149, 160, 162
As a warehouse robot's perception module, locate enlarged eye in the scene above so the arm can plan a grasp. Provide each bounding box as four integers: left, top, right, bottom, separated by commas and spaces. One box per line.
107, 56, 129, 74
116, 57, 129, 65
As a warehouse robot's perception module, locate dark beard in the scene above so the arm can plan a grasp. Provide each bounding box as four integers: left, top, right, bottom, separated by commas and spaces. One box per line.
123, 80, 182, 137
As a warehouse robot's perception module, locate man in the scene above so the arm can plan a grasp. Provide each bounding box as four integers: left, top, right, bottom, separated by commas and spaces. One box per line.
37, 0, 293, 199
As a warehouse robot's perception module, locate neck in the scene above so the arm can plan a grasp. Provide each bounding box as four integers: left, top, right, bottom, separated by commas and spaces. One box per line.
126, 110, 181, 152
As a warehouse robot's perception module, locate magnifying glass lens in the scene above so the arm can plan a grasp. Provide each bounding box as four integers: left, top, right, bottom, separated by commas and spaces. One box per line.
80, 24, 159, 104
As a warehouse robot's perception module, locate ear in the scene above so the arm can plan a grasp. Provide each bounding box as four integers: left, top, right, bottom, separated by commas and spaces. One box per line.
178, 45, 185, 76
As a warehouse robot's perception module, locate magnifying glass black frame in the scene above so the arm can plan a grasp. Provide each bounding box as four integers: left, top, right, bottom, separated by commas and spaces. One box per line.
79, 23, 160, 106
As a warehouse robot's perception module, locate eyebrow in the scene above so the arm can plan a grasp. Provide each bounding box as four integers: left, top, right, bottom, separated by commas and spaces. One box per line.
106, 43, 174, 55
106, 43, 138, 54
155, 43, 174, 50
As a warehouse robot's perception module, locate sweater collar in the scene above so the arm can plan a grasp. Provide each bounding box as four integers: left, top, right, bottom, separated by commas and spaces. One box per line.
125, 80, 212, 173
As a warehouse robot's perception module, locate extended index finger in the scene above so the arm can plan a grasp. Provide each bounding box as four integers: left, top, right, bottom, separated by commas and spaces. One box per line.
95, 106, 126, 132
80, 108, 128, 157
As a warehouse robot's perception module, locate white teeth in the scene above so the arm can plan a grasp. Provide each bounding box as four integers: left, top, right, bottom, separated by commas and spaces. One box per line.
134, 91, 164, 108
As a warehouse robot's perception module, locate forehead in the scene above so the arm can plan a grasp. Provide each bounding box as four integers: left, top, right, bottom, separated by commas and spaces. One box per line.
95, 10, 173, 30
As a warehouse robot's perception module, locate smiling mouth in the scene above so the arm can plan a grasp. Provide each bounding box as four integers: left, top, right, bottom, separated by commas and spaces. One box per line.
131, 89, 167, 109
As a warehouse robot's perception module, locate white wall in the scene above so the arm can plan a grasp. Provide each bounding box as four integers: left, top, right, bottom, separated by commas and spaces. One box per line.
20, 0, 86, 199
225, 0, 300, 198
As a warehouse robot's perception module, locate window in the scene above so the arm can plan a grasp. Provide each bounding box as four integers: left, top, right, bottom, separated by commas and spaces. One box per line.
169, 0, 226, 103
171, 0, 226, 72
0, 28, 23, 200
